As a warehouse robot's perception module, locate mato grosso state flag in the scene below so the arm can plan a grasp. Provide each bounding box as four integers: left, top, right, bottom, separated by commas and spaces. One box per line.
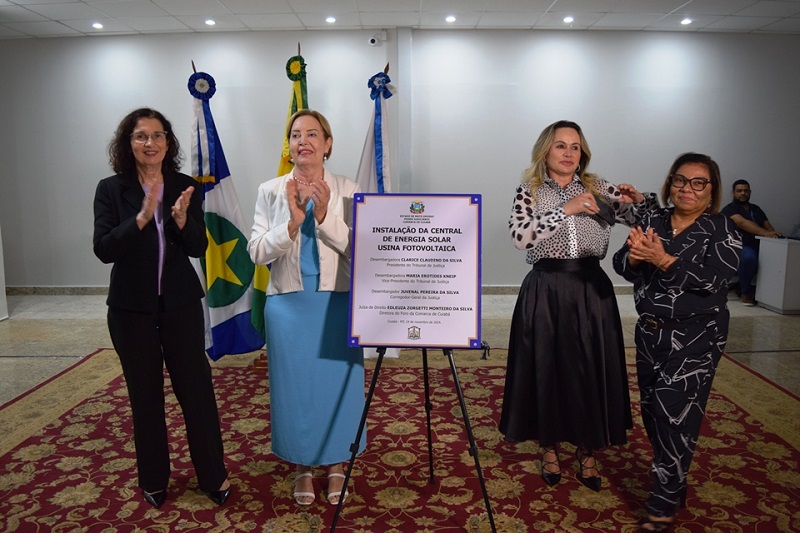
249, 53, 311, 339
188, 71, 265, 360
356, 69, 400, 359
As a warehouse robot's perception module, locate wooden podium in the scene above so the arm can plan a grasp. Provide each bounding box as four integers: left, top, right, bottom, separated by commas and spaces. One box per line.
755, 236, 800, 314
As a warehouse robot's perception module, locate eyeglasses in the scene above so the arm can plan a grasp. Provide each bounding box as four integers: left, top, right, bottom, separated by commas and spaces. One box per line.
670, 174, 711, 191
131, 131, 168, 144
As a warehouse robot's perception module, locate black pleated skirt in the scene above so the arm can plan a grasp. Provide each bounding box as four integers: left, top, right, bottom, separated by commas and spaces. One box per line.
499, 258, 632, 450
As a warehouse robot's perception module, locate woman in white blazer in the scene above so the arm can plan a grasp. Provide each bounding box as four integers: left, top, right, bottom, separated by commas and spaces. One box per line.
248, 109, 364, 507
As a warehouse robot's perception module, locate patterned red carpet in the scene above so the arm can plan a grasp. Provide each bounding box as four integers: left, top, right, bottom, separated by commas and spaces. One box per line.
1, 348, 799, 532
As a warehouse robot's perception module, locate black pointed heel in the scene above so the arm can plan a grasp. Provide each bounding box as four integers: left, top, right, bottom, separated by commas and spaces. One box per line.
540, 446, 562, 486
142, 489, 167, 508
207, 485, 232, 505
576, 448, 601, 492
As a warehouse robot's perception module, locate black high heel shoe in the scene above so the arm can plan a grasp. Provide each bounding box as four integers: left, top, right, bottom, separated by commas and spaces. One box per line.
206, 483, 232, 505
540, 446, 562, 486
142, 489, 167, 508
576, 448, 601, 492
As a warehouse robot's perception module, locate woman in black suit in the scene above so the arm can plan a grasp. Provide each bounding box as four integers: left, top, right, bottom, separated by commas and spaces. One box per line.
93, 108, 231, 508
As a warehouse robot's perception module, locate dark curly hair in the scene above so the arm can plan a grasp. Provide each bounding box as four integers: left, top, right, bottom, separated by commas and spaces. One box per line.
108, 108, 183, 175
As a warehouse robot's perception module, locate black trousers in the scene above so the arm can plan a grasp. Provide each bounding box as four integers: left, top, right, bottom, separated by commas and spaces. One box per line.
634, 310, 728, 517
107, 300, 227, 493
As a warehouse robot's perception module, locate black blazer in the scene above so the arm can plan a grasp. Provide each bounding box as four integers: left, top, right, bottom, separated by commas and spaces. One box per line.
93, 171, 207, 313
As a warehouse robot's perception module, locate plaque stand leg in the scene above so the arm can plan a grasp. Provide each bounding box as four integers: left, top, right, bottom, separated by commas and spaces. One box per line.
330, 347, 496, 532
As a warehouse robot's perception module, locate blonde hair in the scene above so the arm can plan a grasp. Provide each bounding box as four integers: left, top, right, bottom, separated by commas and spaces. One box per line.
522, 120, 600, 201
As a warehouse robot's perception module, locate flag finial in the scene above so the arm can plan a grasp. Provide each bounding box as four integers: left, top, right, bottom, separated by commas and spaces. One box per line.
384, 63, 390, 74
191, 60, 197, 73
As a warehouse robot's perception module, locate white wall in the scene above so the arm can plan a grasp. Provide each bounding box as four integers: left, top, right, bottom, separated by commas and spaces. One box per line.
0, 29, 798, 289
408, 30, 800, 286
0, 30, 394, 288
0, 223, 7, 319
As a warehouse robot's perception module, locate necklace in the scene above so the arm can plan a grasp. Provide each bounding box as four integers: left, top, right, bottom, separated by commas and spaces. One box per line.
670, 216, 696, 236
292, 176, 317, 186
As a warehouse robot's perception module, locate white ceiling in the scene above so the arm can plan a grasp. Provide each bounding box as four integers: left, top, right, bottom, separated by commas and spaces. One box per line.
1, 0, 800, 39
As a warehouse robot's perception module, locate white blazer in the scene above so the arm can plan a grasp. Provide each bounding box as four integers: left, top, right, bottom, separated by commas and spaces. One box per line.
248, 169, 359, 295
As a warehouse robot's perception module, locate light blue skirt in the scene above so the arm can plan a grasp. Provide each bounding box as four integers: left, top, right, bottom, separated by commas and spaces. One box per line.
264, 275, 366, 466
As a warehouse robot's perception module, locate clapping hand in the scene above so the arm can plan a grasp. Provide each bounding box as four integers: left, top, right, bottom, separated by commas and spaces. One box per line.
136, 183, 161, 229
626, 227, 665, 266
171, 186, 194, 230
309, 179, 330, 224
286, 178, 307, 240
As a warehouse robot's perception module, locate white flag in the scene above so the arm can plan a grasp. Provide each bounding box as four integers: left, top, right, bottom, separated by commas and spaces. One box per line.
356, 70, 400, 359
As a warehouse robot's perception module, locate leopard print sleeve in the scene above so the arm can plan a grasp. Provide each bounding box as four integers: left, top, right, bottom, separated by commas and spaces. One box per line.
508, 184, 567, 252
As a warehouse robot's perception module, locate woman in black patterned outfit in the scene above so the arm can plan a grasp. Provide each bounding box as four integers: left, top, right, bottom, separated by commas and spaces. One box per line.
499, 120, 656, 491
612, 153, 741, 531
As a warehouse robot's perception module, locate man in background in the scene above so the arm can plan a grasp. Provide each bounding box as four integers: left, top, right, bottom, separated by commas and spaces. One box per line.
721, 179, 782, 306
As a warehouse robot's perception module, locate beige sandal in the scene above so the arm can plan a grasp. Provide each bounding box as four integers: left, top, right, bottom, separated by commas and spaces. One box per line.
293, 471, 315, 506
326, 472, 349, 505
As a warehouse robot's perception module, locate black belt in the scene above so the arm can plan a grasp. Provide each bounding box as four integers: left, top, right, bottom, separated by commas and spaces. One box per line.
640, 315, 712, 330
533, 257, 600, 273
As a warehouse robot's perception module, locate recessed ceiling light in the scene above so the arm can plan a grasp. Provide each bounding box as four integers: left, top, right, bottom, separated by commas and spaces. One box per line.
681, 18, 692, 25
205, 19, 216, 26
92, 22, 103, 29
445, 15, 456, 23
563, 16, 574, 24
326, 16, 336, 24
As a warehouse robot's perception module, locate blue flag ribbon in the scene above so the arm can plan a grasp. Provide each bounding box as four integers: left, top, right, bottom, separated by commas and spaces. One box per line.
368, 72, 393, 194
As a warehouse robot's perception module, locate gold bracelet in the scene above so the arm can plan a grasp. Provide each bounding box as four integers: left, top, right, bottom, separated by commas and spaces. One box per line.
656, 253, 669, 269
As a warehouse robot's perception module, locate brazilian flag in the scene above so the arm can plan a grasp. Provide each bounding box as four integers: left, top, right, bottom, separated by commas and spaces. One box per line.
250, 53, 311, 339
276, 54, 308, 176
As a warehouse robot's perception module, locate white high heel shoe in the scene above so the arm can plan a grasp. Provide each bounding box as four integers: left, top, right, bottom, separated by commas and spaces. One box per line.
293, 471, 315, 506
326, 472, 349, 505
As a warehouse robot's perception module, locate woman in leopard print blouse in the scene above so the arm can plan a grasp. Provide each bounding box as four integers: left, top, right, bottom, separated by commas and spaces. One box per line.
499, 120, 657, 492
